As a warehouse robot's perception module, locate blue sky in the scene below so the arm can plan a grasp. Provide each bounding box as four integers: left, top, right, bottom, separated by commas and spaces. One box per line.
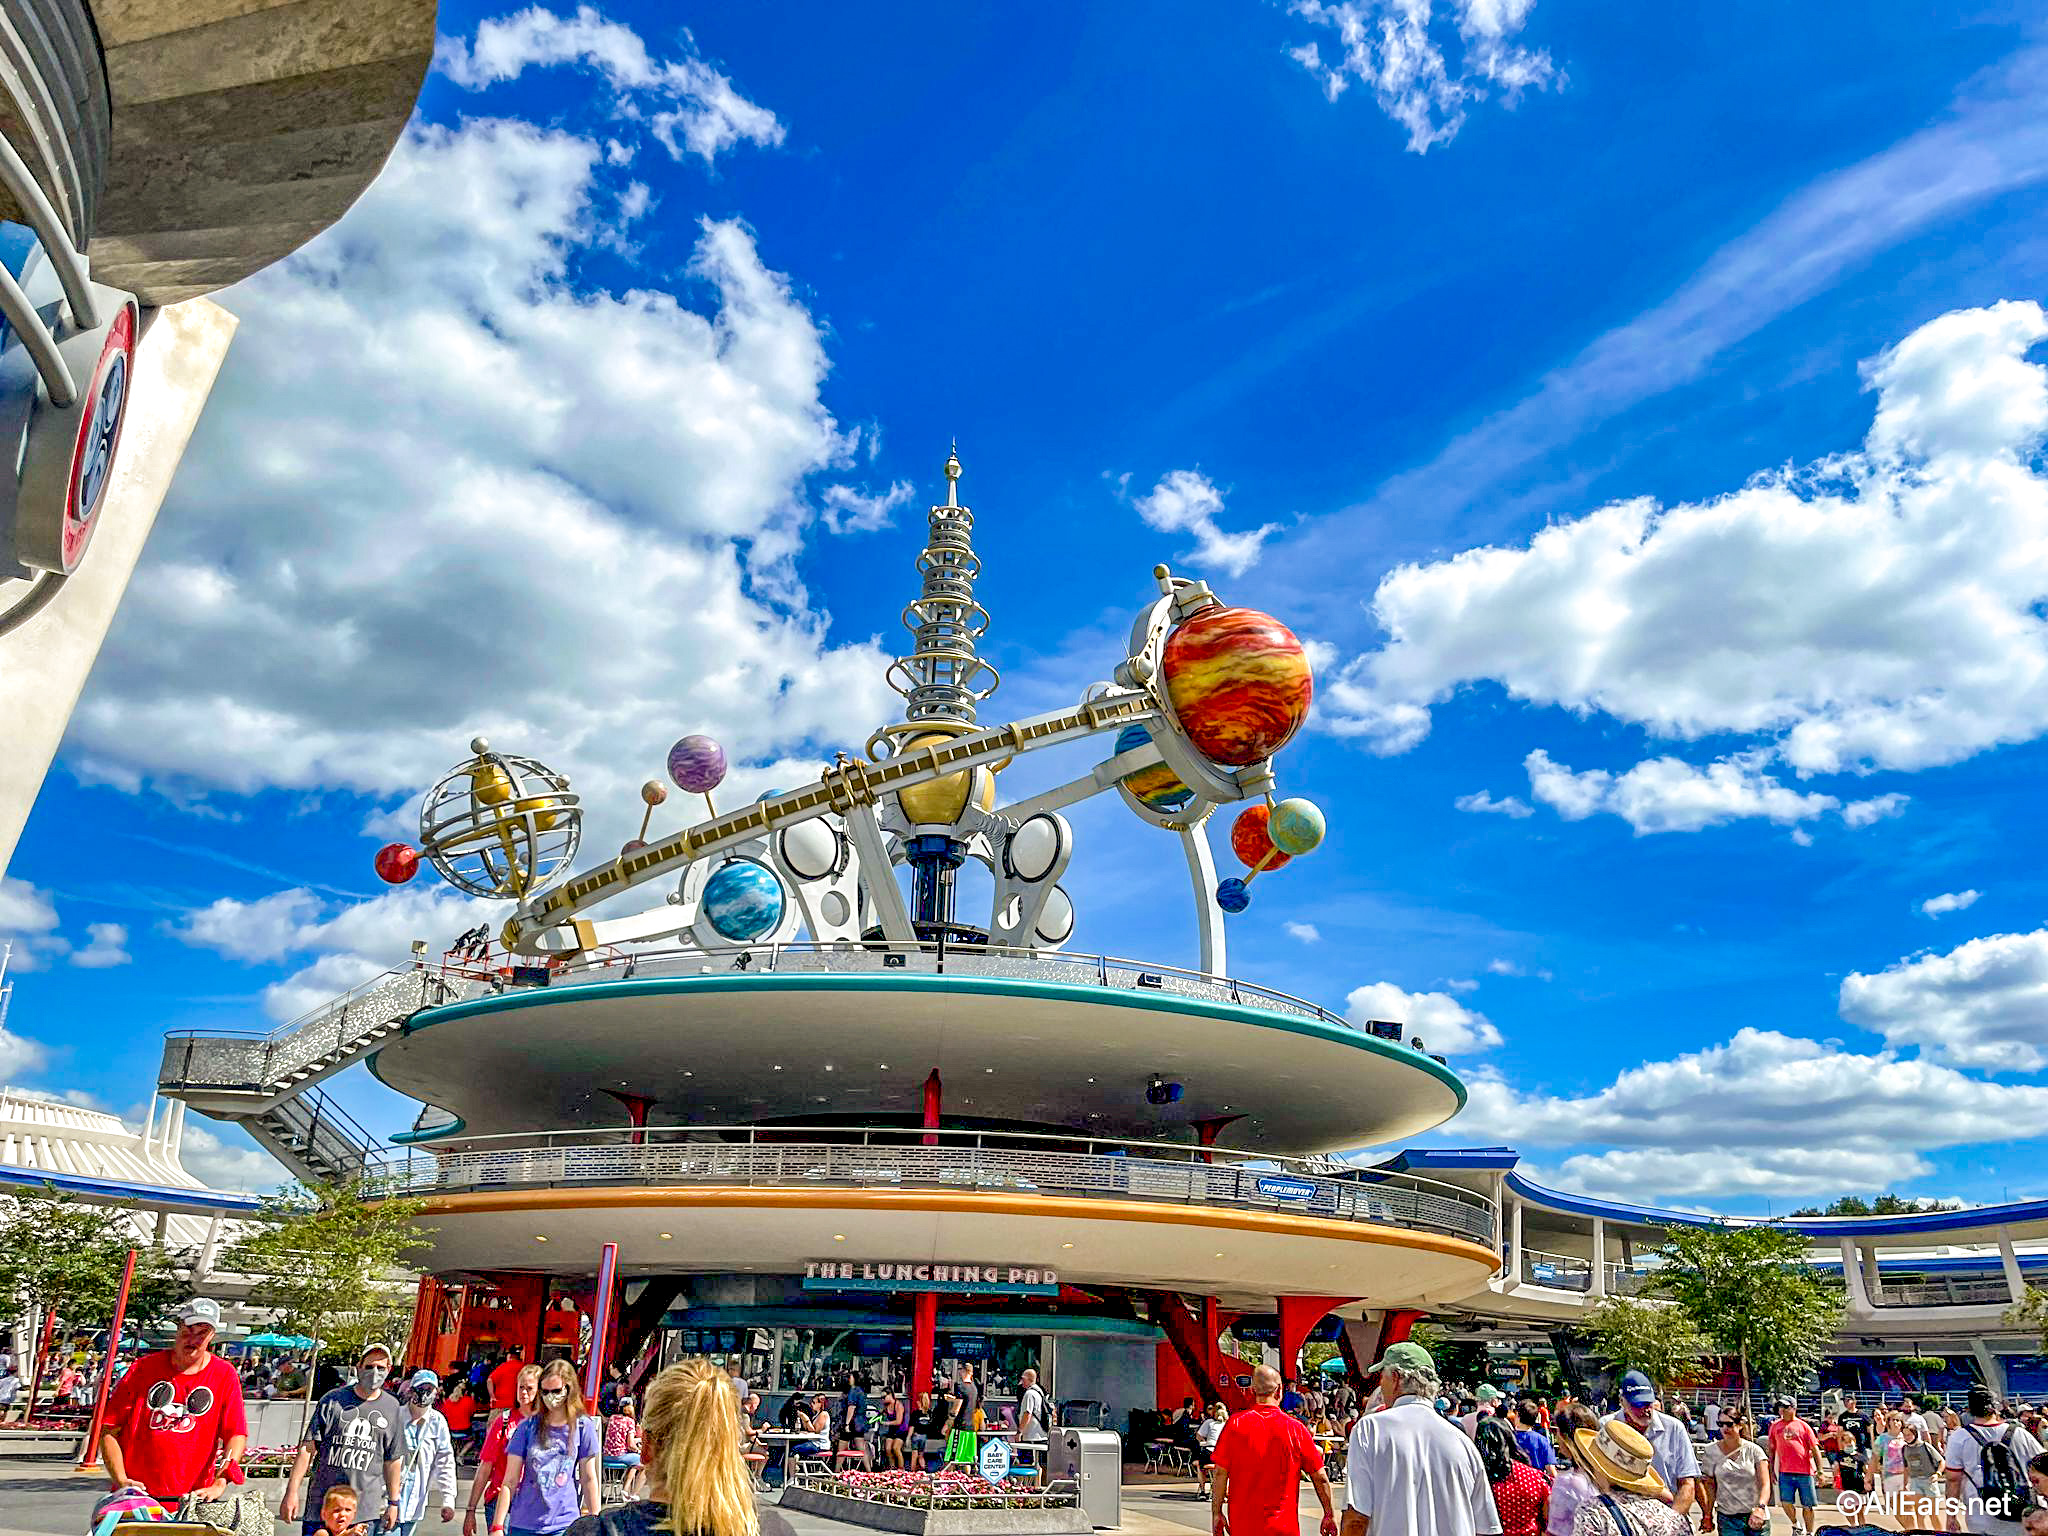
7, 0, 2048, 1210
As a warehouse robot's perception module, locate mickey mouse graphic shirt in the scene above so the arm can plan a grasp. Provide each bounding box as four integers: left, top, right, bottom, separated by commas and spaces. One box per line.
105, 1352, 248, 1499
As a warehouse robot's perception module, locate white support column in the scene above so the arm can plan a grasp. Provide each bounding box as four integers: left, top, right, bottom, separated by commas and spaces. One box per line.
1841, 1239, 1871, 1315
1860, 1242, 1886, 1304
1590, 1218, 1608, 1299
152, 1209, 170, 1244
1179, 822, 1226, 978
1509, 1196, 1524, 1286
1998, 1228, 2026, 1304
195, 1213, 224, 1282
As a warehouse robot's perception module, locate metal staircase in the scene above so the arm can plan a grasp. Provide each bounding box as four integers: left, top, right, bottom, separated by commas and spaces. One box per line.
157, 964, 480, 1186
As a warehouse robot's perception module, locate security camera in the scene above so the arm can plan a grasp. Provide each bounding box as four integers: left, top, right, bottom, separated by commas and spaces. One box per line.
1145, 1074, 1184, 1106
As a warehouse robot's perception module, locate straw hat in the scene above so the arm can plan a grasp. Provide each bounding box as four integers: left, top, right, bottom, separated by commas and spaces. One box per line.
1572, 1419, 1668, 1499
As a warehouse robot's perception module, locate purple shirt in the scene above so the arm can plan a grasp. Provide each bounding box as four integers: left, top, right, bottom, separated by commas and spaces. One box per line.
506, 1414, 599, 1533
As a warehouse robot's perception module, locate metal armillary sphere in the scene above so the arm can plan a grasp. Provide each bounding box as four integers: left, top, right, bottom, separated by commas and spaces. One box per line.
418, 737, 582, 900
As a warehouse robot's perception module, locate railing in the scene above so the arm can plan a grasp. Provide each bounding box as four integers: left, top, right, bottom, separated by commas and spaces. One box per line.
160, 941, 1434, 1099
363, 1123, 1498, 1247
1870, 1278, 2020, 1308
1514, 1249, 1657, 1296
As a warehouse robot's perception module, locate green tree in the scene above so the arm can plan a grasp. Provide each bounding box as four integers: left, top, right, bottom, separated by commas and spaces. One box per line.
1788, 1193, 1961, 1217
0, 1187, 191, 1415
222, 1178, 432, 1406
2004, 1285, 2048, 1351
1650, 1224, 1841, 1404
1582, 1296, 1710, 1393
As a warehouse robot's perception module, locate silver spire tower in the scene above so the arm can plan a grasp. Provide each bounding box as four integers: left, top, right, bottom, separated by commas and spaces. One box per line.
884, 444, 999, 730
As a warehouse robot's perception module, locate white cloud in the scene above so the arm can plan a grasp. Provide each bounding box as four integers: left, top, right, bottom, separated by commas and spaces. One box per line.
68, 112, 897, 845
1445, 977, 1479, 994
1840, 928, 2048, 1072
0, 1024, 45, 1079
1344, 981, 1501, 1054
1842, 793, 1910, 828
172, 884, 489, 1021
1130, 470, 1278, 577
1522, 749, 1877, 835
69, 923, 131, 969
1324, 302, 2048, 778
1451, 1026, 2048, 1200
435, 6, 784, 162
0, 876, 65, 970
1920, 889, 1981, 917
819, 480, 914, 535
177, 1119, 283, 1194
1287, 0, 1557, 154
1454, 789, 1532, 818
1283, 921, 1322, 944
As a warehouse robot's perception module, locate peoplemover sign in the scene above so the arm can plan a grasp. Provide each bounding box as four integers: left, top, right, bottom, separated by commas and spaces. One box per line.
1255, 1175, 1319, 1203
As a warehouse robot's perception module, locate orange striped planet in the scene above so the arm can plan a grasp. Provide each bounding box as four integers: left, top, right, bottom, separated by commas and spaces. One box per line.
1162, 605, 1313, 766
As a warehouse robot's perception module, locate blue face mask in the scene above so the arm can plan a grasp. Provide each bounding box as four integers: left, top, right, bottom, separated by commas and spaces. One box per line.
1437, 1397, 1452, 1414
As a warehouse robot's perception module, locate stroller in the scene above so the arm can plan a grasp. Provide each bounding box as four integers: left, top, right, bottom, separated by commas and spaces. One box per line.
91, 1479, 273, 1536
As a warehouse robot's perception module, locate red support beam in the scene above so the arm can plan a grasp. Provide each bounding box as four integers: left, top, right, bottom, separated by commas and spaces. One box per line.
911, 1291, 938, 1410
922, 1071, 942, 1147
75, 1248, 136, 1470
604, 1091, 655, 1147
1189, 1115, 1245, 1164
583, 1243, 619, 1399
1275, 1295, 1360, 1386
1142, 1291, 1224, 1409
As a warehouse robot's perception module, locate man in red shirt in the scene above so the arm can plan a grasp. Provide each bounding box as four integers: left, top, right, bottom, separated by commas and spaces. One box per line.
1213, 1365, 1339, 1536
101, 1297, 248, 1504
1766, 1397, 1823, 1536
485, 1350, 526, 1414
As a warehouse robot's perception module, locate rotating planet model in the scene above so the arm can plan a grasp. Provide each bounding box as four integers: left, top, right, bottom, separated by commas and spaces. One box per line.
411, 738, 582, 899
1162, 605, 1314, 766
1229, 803, 1291, 873
1114, 723, 1196, 814
667, 734, 728, 795
700, 858, 785, 942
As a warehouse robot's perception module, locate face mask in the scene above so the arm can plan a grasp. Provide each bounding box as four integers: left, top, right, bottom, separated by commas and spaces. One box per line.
357, 1365, 389, 1391
541, 1388, 567, 1406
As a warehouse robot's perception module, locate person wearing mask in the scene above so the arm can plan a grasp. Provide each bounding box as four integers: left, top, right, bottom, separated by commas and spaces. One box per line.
467, 1365, 541, 1536
560, 1358, 798, 1536
1603, 1373, 1699, 1522
1215, 1364, 1338, 1536
1342, 1342, 1499, 1536
1766, 1398, 1823, 1536
1567, 1420, 1686, 1536
1196, 1401, 1228, 1497
1477, 1419, 1549, 1536
100, 1297, 248, 1507
1546, 1407, 1602, 1536
1945, 1386, 2045, 1536
1902, 1419, 1942, 1497
1700, 1412, 1767, 1536
395, 1370, 458, 1536
490, 1359, 601, 1536
283, 1343, 405, 1536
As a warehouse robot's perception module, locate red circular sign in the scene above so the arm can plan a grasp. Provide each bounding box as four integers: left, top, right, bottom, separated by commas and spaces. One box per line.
59, 302, 135, 571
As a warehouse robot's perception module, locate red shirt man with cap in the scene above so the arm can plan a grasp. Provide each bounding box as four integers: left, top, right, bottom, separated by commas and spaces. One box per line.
1213, 1364, 1339, 1536
101, 1296, 249, 1503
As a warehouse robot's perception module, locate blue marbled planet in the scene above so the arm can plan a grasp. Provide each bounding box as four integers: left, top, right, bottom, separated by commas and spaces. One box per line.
702, 858, 784, 941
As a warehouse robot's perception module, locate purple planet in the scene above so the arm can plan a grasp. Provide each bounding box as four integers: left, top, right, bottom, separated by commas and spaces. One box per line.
667, 733, 728, 794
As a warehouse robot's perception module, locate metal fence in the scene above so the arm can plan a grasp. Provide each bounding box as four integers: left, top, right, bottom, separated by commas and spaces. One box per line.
367, 1125, 1498, 1247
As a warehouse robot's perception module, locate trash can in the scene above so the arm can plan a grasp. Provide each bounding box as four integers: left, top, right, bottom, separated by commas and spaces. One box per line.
1052, 1427, 1122, 1529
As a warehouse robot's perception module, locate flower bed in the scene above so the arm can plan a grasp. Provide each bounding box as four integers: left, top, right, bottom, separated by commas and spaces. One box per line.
795, 1469, 1078, 1511
241, 1445, 298, 1477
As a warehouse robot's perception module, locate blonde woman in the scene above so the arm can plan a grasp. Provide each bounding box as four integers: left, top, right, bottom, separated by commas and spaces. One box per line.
490, 1360, 601, 1536
468, 1366, 541, 1536
563, 1358, 797, 1536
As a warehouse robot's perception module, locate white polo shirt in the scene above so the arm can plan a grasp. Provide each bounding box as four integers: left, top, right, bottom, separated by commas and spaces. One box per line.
1602, 1408, 1700, 1495
1347, 1395, 1502, 1536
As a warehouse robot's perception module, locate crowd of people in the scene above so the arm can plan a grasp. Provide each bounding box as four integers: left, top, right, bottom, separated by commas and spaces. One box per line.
1206, 1345, 2048, 1536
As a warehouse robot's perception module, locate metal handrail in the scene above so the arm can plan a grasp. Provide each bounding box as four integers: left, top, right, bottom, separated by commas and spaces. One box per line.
361, 1129, 1499, 1246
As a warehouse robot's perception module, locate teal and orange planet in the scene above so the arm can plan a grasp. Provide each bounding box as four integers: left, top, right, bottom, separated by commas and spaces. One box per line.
1161, 605, 1313, 767
1114, 724, 1196, 813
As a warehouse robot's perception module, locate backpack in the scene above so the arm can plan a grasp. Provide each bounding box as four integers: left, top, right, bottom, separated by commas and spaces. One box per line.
1964, 1423, 2028, 1523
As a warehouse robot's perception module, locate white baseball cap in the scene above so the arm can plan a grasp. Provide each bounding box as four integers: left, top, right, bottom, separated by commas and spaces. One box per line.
174, 1298, 222, 1329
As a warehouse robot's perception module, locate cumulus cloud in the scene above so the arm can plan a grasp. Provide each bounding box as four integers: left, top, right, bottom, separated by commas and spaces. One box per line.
1284, 921, 1321, 944
1454, 790, 1532, 818
1520, 749, 1905, 836
1920, 890, 1981, 917
69, 924, 131, 969
1840, 928, 2048, 1072
1130, 470, 1278, 577
0, 876, 65, 970
436, 6, 784, 162
177, 1119, 284, 1194
1344, 981, 1501, 1054
819, 480, 914, 535
1485, 959, 1549, 980
69, 111, 897, 846
1451, 1026, 2048, 1200
172, 884, 489, 1022
1287, 0, 1558, 154
1323, 302, 2048, 781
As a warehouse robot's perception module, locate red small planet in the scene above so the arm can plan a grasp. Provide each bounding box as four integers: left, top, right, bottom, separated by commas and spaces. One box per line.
374, 842, 420, 884
1229, 803, 1290, 873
